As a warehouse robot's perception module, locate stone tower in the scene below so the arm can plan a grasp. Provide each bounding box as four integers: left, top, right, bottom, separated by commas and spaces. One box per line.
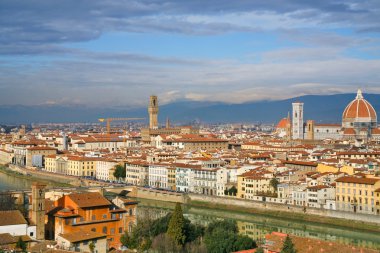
31, 182, 46, 240
292, 102, 304, 140
306, 120, 315, 140
148, 95, 159, 129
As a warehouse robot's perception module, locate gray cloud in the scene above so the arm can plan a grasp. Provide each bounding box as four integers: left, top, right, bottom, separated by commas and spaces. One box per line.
1, 0, 380, 107
1, 0, 379, 49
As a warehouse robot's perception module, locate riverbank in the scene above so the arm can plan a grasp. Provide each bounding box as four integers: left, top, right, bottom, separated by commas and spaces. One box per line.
188, 199, 380, 233
0, 165, 72, 188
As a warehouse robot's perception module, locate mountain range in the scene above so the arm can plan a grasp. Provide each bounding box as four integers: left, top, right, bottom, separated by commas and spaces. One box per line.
1, 93, 379, 125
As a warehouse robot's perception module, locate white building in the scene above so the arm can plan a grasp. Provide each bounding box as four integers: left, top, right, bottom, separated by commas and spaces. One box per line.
306, 185, 336, 209
175, 164, 200, 192
149, 164, 169, 189
0, 210, 36, 239
192, 168, 218, 195
96, 159, 118, 181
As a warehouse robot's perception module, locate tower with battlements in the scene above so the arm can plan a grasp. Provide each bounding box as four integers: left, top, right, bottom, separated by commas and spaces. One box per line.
148, 95, 159, 129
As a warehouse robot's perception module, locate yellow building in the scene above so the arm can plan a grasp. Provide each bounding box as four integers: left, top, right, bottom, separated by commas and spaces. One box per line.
375, 188, 380, 215
237, 171, 274, 199
0, 149, 13, 165
168, 167, 176, 190
44, 154, 57, 172
335, 176, 380, 215
67, 157, 99, 177
317, 164, 354, 175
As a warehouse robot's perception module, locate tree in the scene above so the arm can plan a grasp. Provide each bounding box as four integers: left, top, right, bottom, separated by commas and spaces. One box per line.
270, 178, 280, 192
16, 237, 26, 252
281, 235, 297, 253
233, 235, 256, 251
228, 186, 238, 196
167, 203, 186, 246
256, 247, 265, 253
113, 164, 126, 181
88, 242, 95, 253
204, 220, 256, 253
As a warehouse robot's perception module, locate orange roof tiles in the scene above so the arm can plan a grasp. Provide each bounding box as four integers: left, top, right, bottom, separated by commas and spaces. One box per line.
276, 118, 289, 129
342, 92, 377, 120
68, 192, 111, 208
335, 176, 380, 185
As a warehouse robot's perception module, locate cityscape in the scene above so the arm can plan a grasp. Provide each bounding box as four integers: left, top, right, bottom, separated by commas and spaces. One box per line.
1, 1, 380, 253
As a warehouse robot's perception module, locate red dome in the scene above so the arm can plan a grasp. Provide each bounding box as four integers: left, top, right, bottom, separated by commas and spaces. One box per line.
276, 117, 289, 129
342, 89, 377, 120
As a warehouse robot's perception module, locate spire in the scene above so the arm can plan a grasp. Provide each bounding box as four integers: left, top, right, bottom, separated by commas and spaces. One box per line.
356, 89, 363, 99
166, 117, 170, 128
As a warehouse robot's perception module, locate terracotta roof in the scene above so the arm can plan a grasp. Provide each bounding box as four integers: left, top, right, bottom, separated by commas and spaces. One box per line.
284, 160, 318, 167
27, 146, 57, 151
265, 232, 378, 253
342, 90, 377, 120
0, 233, 17, 245
276, 118, 289, 129
335, 176, 380, 185
59, 230, 106, 243
0, 210, 27, 226
68, 192, 111, 208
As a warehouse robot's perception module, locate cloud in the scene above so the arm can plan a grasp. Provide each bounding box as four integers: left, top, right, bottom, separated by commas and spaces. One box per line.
0, 0, 380, 107
1, 0, 379, 50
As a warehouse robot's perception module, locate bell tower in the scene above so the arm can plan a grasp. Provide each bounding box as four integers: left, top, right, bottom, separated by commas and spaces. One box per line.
31, 182, 46, 240
148, 95, 159, 129
292, 102, 304, 140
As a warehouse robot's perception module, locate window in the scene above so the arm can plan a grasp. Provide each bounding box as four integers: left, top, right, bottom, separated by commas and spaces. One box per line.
92, 215, 96, 220
119, 227, 123, 234
102, 214, 107, 219
110, 228, 115, 235
91, 228, 96, 232
30, 232, 34, 236
102, 226, 107, 234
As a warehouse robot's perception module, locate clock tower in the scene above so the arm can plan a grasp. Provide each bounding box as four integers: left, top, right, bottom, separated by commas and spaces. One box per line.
31, 182, 46, 240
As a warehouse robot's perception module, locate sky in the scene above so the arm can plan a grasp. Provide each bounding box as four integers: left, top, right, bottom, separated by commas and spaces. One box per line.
1, 0, 380, 107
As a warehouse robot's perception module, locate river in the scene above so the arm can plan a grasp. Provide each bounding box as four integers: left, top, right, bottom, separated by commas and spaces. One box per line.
0, 169, 34, 191
136, 198, 380, 251
0, 171, 379, 250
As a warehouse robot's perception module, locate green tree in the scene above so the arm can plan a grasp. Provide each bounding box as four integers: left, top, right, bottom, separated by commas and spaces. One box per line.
256, 247, 265, 253
233, 235, 256, 251
16, 237, 26, 252
88, 241, 95, 253
228, 186, 238, 196
281, 235, 297, 253
167, 203, 186, 246
113, 164, 126, 181
204, 220, 255, 253
270, 177, 280, 192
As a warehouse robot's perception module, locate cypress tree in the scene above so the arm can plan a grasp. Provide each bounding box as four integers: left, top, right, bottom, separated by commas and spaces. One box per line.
167, 203, 186, 246
281, 235, 297, 253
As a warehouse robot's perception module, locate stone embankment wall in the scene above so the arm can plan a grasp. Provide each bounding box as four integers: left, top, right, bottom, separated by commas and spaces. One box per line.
8, 164, 81, 186
188, 194, 380, 225
135, 187, 186, 203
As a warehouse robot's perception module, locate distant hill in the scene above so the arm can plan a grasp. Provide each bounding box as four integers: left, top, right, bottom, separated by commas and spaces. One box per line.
1, 93, 380, 124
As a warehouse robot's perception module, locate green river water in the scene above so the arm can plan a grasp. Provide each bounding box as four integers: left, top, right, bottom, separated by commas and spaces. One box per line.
0, 171, 379, 250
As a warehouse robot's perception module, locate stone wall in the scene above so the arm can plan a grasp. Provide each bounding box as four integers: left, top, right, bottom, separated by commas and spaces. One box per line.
188, 194, 380, 225
136, 187, 186, 203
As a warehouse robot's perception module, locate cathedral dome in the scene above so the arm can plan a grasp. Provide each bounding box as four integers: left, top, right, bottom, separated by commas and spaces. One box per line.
342, 89, 377, 128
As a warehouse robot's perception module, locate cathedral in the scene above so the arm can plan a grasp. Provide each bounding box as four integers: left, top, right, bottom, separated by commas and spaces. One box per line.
276, 89, 380, 142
